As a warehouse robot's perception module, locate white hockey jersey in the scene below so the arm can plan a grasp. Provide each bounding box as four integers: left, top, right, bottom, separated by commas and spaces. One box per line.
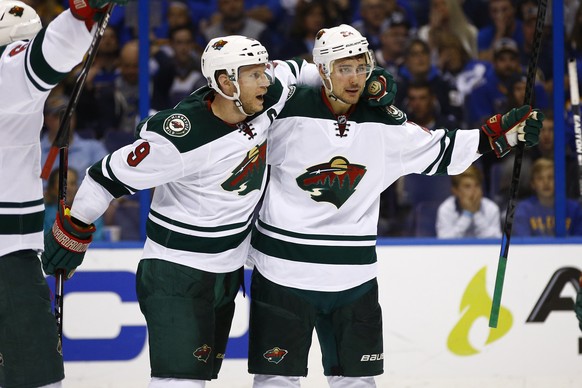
249, 86, 482, 291
72, 59, 319, 273
0, 11, 94, 258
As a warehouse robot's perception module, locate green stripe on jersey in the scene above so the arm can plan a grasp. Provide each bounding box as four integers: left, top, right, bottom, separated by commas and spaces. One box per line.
422, 129, 458, 175
26, 29, 68, 89
146, 218, 252, 254
0, 199, 44, 208
88, 156, 133, 198
257, 219, 376, 241
150, 209, 252, 232
251, 229, 377, 265
0, 211, 44, 234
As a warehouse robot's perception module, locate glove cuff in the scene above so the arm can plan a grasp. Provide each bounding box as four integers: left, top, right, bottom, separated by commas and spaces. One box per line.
52, 220, 92, 253
481, 115, 511, 158
69, 0, 109, 30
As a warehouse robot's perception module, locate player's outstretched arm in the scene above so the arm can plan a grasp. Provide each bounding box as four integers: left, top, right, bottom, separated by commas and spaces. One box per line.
478, 105, 544, 157
42, 200, 96, 279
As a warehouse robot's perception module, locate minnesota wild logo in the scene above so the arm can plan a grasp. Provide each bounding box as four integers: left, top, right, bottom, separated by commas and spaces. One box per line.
296, 156, 366, 208
9, 6, 25, 17
222, 141, 267, 195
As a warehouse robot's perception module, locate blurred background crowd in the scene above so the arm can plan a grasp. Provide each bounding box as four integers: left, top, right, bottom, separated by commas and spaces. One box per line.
26, 0, 582, 240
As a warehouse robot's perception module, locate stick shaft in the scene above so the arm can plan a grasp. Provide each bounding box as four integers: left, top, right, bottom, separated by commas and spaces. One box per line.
489, 0, 547, 328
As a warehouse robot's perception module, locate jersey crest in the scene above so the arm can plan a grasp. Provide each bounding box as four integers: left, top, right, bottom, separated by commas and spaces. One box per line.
296, 156, 366, 208
9, 6, 25, 17
221, 141, 267, 195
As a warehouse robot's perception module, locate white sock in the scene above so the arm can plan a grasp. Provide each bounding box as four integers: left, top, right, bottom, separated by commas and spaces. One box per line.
148, 377, 206, 388
327, 376, 376, 388
253, 374, 301, 388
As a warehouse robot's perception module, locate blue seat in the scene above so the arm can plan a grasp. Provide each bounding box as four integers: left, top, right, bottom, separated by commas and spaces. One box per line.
413, 201, 441, 237
402, 174, 451, 206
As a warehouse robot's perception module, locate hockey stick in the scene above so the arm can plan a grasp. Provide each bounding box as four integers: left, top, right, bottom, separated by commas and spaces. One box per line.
45, 5, 116, 344
489, 0, 547, 328
568, 48, 582, 198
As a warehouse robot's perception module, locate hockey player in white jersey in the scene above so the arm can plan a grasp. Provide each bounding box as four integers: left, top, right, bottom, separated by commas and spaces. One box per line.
247, 24, 544, 388
0, 1, 126, 387
39, 34, 336, 387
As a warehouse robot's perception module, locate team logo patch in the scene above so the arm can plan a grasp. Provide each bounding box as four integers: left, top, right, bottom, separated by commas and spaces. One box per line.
263, 347, 288, 364
296, 156, 367, 208
212, 39, 228, 50
9, 6, 25, 17
193, 344, 212, 363
222, 141, 267, 195
163, 114, 191, 137
383, 105, 406, 121
367, 80, 383, 96
0, 352, 4, 366
316, 30, 326, 40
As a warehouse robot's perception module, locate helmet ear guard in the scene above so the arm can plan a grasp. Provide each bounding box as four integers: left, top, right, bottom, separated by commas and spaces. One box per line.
0, 1, 42, 47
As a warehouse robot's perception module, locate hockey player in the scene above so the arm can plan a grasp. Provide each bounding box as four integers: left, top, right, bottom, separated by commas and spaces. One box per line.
0, 1, 126, 388
40, 34, 338, 387
247, 24, 544, 387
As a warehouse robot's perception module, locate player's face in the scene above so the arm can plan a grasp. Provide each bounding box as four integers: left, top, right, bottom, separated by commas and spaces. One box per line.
329, 57, 370, 105
238, 63, 271, 115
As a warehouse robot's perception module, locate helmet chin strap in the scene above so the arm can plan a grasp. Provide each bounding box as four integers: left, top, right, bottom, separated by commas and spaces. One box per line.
215, 81, 253, 116
323, 76, 350, 106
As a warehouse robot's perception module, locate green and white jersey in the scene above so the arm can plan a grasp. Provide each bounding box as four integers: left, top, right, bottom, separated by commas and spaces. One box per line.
0, 11, 94, 258
250, 86, 482, 291
72, 59, 318, 273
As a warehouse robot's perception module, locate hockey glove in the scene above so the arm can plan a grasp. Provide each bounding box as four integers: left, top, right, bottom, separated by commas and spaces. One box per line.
362, 67, 397, 107
576, 275, 582, 331
42, 201, 96, 279
69, 0, 128, 30
480, 105, 544, 158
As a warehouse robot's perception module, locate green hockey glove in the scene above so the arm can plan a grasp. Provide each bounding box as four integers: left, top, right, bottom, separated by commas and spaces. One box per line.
480, 105, 544, 158
42, 201, 95, 279
576, 275, 582, 331
362, 67, 397, 107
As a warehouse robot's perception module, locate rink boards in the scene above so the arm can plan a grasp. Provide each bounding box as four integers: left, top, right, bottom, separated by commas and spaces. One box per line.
52, 240, 582, 388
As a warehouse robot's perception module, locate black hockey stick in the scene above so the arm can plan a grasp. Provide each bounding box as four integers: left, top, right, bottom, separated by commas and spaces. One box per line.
489, 0, 547, 328
568, 47, 582, 197
43, 5, 116, 344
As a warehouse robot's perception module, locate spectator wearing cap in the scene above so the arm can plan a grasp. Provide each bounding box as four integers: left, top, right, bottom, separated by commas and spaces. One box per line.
477, 0, 524, 62
374, 12, 411, 81
417, 0, 478, 62
40, 92, 109, 186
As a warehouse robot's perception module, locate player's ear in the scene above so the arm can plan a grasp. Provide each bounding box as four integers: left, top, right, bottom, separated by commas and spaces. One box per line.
217, 73, 233, 94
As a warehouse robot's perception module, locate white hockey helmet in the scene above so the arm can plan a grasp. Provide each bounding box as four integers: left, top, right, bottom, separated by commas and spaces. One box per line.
201, 35, 269, 102
312, 24, 374, 80
0, 1, 42, 47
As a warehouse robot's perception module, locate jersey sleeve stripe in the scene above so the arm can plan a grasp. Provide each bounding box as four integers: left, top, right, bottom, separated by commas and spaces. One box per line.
283, 59, 300, 78
25, 29, 68, 90
0, 199, 44, 208
421, 130, 457, 175
88, 156, 133, 198
0, 211, 44, 234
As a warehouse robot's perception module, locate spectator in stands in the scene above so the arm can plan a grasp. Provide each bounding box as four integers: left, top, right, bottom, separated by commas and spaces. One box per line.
74, 26, 122, 139
40, 93, 108, 184
352, 0, 392, 52
396, 38, 456, 124
417, 0, 478, 61
151, 24, 206, 110
477, 0, 524, 62
374, 11, 411, 81
403, 81, 457, 131
436, 164, 502, 238
436, 31, 490, 127
281, 0, 334, 61
115, 39, 141, 134
203, 0, 276, 54
513, 158, 582, 236
44, 168, 105, 241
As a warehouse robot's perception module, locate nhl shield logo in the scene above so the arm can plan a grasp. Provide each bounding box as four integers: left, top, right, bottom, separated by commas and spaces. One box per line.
163, 114, 191, 137
193, 344, 212, 363
263, 347, 288, 364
